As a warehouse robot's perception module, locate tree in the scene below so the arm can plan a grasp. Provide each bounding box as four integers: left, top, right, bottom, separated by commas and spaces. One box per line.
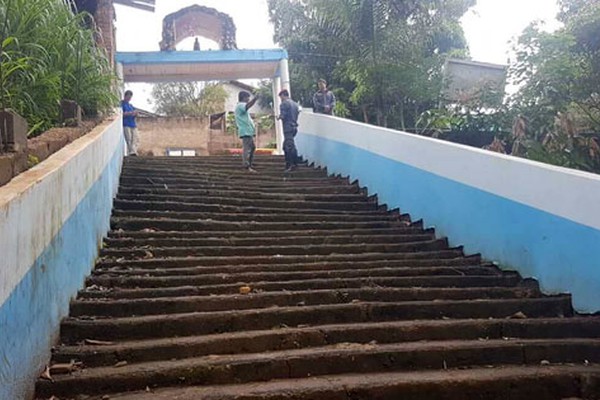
510, 0, 600, 134
151, 82, 228, 117
268, 0, 475, 128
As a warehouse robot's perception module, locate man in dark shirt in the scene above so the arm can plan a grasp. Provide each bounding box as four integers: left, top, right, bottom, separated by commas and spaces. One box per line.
278, 89, 300, 172
312, 79, 336, 115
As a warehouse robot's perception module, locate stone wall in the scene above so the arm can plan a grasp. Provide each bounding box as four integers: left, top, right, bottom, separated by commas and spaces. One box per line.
137, 117, 276, 156
137, 117, 211, 156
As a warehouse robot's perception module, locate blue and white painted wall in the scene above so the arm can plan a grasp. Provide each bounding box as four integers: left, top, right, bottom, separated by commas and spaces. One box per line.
0, 117, 124, 399
297, 113, 600, 313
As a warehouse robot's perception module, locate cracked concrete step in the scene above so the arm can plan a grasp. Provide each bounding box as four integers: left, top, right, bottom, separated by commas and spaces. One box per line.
110, 218, 412, 232
120, 169, 330, 180
118, 175, 347, 187
106, 226, 431, 239
113, 200, 395, 216
86, 272, 521, 291
59, 297, 573, 343
115, 190, 370, 202
91, 264, 498, 279
103, 232, 436, 248
51, 318, 600, 368
79, 274, 519, 300
114, 195, 378, 211
70, 287, 541, 318
36, 339, 600, 398
97, 249, 471, 269
99, 239, 450, 259
82, 365, 600, 400
110, 210, 405, 223
117, 183, 363, 196
119, 182, 360, 192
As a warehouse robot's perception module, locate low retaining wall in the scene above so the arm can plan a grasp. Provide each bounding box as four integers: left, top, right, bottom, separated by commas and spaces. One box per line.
0, 116, 124, 399
297, 113, 600, 313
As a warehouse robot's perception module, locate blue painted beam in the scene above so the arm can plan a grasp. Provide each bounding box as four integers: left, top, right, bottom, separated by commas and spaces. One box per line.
116, 49, 288, 65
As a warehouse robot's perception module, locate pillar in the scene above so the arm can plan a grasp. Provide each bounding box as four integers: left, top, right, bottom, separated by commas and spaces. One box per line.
279, 58, 290, 96
272, 76, 283, 155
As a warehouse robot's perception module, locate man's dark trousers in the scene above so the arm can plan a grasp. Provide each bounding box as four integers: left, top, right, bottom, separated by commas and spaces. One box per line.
283, 128, 298, 169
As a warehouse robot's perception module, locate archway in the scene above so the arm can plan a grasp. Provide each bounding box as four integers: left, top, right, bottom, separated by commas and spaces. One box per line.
159, 5, 237, 51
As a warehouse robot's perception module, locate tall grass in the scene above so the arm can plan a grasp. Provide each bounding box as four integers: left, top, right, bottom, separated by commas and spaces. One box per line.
0, 0, 116, 135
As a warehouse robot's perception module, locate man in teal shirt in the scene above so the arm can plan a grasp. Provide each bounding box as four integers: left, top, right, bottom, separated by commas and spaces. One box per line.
235, 91, 260, 172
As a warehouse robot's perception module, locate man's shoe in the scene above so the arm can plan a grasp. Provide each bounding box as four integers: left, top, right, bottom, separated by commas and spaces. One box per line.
247, 167, 258, 173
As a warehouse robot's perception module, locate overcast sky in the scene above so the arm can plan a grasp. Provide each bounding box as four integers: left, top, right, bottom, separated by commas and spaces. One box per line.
115, 0, 561, 107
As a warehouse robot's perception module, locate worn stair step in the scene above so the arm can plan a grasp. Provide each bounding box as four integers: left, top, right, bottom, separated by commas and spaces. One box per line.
110, 210, 403, 223
99, 239, 449, 259
117, 183, 362, 195
103, 233, 435, 249
60, 297, 572, 343
97, 249, 470, 269
120, 168, 329, 179
113, 200, 392, 217
115, 195, 378, 211
36, 339, 600, 398
71, 287, 540, 318
118, 175, 346, 187
91, 264, 497, 280
95, 254, 476, 274
110, 218, 410, 233
86, 272, 519, 291
73, 365, 600, 400
107, 226, 428, 240
52, 317, 600, 368
115, 189, 368, 202
80, 274, 513, 300
118, 182, 361, 193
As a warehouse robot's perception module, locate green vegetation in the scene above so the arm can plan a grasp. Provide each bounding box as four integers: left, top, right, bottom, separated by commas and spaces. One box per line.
151, 82, 228, 117
0, 0, 116, 136
268, 0, 475, 128
269, 0, 600, 174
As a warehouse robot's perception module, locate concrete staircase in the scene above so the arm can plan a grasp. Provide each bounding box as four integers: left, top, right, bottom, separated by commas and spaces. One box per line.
36, 156, 600, 399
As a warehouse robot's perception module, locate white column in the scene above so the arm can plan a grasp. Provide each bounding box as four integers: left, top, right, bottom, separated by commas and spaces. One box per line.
272, 76, 284, 155
280, 58, 290, 96
116, 62, 124, 99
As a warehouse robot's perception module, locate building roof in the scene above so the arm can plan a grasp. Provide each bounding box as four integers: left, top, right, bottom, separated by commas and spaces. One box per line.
116, 49, 288, 83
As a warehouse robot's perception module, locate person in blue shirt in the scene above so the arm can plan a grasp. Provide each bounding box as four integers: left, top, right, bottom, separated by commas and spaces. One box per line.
121, 90, 139, 156
278, 89, 301, 172
235, 91, 260, 172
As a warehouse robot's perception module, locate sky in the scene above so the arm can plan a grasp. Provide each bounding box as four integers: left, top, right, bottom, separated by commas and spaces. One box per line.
115, 0, 562, 108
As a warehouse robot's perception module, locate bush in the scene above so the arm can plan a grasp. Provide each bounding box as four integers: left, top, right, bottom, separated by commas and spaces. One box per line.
0, 0, 116, 136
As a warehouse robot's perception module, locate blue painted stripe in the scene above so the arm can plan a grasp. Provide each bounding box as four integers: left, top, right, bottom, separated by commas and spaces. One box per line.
116, 49, 288, 65
297, 133, 600, 313
0, 142, 123, 400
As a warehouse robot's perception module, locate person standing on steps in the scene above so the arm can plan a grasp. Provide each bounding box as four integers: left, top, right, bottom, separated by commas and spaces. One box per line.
312, 78, 336, 115
235, 91, 260, 172
121, 90, 139, 156
278, 89, 301, 172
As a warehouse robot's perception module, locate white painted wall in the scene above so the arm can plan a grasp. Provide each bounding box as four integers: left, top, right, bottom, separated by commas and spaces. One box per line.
299, 113, 600, 232
0, 117, 123, 307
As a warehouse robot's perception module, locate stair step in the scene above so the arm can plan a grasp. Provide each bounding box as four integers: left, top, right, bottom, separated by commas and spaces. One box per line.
52, 317, 600, 367
36, 340, 600, 398
103, 233, 435, 248
59, 297, 573, 343
71, 287, 540, 317
99, 239, 449, 259
71, 365, 600, 400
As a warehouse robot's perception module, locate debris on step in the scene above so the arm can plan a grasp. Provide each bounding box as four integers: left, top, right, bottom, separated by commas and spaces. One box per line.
509, 311, 528, 319
84, 339, 114, 346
